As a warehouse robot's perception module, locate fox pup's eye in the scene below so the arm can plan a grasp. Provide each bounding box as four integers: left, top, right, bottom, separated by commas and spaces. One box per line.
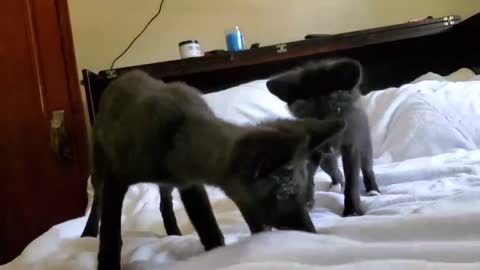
276, 180, 298, 200
272, 167, 293, 182
280, 167, 293, 176
273, 167, 297, 200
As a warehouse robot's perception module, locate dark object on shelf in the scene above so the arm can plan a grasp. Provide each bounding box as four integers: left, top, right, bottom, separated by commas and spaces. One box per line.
409, 16, 435, 23
82, 13, 480, 125
307, 15, 458, 41
304, 34, 333, 40
204, 49, 228, 56
250, 43, 260, 49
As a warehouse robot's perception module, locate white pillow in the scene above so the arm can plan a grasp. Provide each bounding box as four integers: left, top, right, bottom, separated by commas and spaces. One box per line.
469, 75, 480, 81
412, 72, 445, 83
412, 68, 478, 84
445, 68, 476, 82
203, 80, 293, 124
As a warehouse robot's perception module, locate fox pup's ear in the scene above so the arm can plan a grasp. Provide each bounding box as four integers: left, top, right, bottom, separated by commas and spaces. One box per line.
267, 58, 362, 102
266, 70, 304, 104
299, 118, 347, 150
231, 129, 306, 179
302, 58, 363, 94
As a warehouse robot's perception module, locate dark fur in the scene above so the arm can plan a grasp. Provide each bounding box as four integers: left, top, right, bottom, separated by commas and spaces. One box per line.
159, 151, 318, 236
266, 58, 381, 217
81, 70, 346, 270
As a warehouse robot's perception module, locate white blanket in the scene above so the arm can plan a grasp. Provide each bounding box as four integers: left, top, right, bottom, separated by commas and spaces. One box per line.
363, 80, 480, 163
4, 80, 480, 270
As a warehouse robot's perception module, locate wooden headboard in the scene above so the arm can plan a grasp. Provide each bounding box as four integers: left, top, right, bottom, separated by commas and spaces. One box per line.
82, 13, 480, 125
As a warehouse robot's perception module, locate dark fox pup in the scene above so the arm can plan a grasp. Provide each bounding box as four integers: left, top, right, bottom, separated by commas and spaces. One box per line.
81, 70, 345, 270
266, 58, 381, 217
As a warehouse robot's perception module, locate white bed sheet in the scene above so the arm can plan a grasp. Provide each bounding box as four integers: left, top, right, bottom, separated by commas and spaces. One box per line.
4, 149, 480, 270
4, 80, 480, 270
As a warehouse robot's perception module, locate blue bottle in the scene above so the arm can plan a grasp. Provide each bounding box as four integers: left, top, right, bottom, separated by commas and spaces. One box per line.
225, 26, 245, 52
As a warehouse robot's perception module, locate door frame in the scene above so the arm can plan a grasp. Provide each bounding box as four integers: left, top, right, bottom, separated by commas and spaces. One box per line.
53, 0, 90, 176
0, 0, 89, 263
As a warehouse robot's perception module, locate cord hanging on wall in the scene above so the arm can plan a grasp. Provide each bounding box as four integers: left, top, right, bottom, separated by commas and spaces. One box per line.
109, 0, 166, 70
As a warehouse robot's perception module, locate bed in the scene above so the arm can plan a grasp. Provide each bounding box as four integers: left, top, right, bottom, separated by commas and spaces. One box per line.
4, 13, 480, 270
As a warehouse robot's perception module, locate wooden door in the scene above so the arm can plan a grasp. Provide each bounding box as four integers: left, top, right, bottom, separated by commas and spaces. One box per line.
0, 0, 89, 264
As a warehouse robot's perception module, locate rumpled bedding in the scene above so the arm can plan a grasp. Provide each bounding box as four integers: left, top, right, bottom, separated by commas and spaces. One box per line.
4, 79, 480, 270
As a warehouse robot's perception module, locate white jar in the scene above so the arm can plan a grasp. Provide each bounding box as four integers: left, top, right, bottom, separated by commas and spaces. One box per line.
178, 40, 202, 59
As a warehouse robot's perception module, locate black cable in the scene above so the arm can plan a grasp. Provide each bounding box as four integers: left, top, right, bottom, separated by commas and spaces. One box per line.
109, 0, 166, 70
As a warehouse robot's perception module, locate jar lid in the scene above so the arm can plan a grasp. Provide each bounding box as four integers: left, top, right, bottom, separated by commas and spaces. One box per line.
179, 40, 199, 46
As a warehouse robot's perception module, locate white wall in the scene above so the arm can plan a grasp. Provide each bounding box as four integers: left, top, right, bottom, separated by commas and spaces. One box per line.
69, 0, 480, 73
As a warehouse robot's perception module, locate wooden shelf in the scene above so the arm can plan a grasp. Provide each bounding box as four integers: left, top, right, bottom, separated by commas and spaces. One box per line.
99, 15, 460, 79
83, 13, 480, 125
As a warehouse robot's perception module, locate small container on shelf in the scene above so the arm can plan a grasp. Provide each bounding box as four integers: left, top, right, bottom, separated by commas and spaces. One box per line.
225, 26, 246, 52
178, 40, 202, 59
